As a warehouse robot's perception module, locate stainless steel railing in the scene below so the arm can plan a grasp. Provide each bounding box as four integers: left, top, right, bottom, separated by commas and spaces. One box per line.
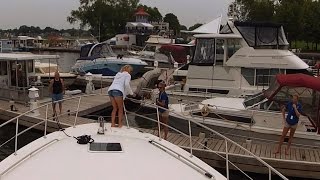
0, 92, 288, 180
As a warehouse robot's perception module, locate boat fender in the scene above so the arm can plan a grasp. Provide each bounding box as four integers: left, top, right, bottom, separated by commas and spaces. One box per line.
201, 105, 210, 117
76, 135, 94, 144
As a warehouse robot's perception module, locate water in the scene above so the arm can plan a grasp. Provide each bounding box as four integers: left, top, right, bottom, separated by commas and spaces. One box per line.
0, 120, 43, 161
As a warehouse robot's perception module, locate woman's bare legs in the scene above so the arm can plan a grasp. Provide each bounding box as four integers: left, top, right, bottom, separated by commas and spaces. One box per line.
110, 97, 118, 127
286, 128, 297, 155
275, 127, 290, 154
115, 97, 124, 128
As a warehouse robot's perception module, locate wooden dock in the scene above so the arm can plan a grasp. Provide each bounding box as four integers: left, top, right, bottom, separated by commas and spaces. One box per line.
138, 128, 320, 179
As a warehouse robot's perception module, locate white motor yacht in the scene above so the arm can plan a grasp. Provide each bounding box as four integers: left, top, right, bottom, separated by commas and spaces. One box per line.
171, 21, 310, 98
167, 73, 320, 147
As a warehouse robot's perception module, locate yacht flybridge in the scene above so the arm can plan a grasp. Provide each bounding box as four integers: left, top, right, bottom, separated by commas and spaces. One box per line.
172, 21, 309, 97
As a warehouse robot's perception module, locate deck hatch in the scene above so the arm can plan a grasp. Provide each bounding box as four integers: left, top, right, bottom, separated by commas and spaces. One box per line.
89, 143, 122, 152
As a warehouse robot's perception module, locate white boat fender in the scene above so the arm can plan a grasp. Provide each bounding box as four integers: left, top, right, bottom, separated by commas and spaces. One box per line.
201, 104, 210, 117
65, 90, 82, 95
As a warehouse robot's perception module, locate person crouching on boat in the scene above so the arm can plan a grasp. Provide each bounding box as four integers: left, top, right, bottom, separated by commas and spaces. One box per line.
108, 65, 135, 128
156, 81, 169, 140
49, 71, 65, 118
275, 94, 302, 155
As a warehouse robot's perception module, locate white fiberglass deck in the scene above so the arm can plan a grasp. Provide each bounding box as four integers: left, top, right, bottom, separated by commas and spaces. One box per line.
0, 123, 226, 180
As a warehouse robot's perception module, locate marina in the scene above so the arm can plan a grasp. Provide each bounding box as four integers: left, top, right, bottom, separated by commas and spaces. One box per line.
1, 0, 320, 179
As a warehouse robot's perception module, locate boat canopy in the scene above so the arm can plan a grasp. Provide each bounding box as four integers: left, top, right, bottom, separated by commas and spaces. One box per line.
264, 74, 320, 100
234, 21, 289, 48
78, 43, 116, 60
159, 45, 188, 64
0, 53, 59, 61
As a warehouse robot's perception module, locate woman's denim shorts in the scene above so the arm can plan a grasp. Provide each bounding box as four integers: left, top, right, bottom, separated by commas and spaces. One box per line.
52, 93, 63, 103
108, 90, 123, 97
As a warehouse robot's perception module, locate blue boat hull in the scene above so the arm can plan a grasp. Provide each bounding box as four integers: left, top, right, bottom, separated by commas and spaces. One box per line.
81, 63, 146, 76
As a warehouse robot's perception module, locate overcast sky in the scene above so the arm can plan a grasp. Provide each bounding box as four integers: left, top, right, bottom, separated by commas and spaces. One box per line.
0, 0, 232, 30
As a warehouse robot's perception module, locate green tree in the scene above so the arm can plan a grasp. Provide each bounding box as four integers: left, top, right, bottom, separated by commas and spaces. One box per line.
68, 0, 139, 41
188, 23, 203, 31
163, 13, 180, 35
180, 25, 187, 31
137, 5, 162, 22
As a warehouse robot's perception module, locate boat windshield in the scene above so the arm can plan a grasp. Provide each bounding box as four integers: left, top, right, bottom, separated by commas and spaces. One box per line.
243, 92, 266, 108
91, 43, 116, 57
235, 22, 289, 49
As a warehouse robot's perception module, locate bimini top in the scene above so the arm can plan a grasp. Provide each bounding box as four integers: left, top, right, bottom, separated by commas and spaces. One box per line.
264, 73, 320, 100
0, 123, 226, 180
276, 73, 320, 91
0, 53, 59, 61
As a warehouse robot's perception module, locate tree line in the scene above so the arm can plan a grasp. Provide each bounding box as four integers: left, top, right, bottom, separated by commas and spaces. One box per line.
233, 0, 320, 50
67, 0, 203, 41
0, 26, 90, 38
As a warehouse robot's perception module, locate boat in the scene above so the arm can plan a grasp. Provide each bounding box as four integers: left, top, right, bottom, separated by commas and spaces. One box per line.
166, 73, 320, 147
0, 92, 288, 180
71, 42, 148, 76
34, 61, 76, 86
128, 35, 194, 68
0, 53, 59, 102
170, 20, 310, 98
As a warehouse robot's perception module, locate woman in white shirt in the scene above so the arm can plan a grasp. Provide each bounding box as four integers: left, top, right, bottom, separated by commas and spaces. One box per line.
108, 65, 134, 128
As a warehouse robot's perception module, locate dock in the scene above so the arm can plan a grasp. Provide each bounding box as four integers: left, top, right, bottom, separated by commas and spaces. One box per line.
138, 128, 320, 179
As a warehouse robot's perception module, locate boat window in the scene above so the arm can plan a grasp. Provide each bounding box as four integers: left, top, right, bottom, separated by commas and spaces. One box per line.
10, 61, 16, 86
192, 38, 215, 65
220, 24, 233, 34
80, 44, 94, 58
216, 39, 224, 65
241, 68, 255, 85
256, 69, 283, 86
89, 142, 122, 152
235, 22, 289, 49
144, 45, 156, 52
17, 62, 27, 87
226, 39, 242, 60
0, 61, 7, 75
27, 60, 33, 73
41, 67, 58, 74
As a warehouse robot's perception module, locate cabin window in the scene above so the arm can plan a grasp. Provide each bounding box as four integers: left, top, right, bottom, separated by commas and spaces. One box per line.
220, 24, 233, 34
256, 69, 284, 86
27, 60, 33, 73
0, 61, 7, 75
16, 62, 27, 87
216, 39, 224, 65
193, 38, 215, 65
226, 39, 242, 60
241, 68, 255, 85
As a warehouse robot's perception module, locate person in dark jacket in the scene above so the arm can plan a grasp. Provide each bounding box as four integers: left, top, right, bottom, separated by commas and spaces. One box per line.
49, 71, 65, 117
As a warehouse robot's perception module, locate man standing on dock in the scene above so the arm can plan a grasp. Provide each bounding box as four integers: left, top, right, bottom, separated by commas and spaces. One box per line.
49, 71, 65, 118
275, 94, 302, 155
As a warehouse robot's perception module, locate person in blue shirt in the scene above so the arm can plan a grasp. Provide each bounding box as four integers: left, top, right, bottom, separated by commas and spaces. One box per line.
275, 95, 302, 155
156, 81, 169, 140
